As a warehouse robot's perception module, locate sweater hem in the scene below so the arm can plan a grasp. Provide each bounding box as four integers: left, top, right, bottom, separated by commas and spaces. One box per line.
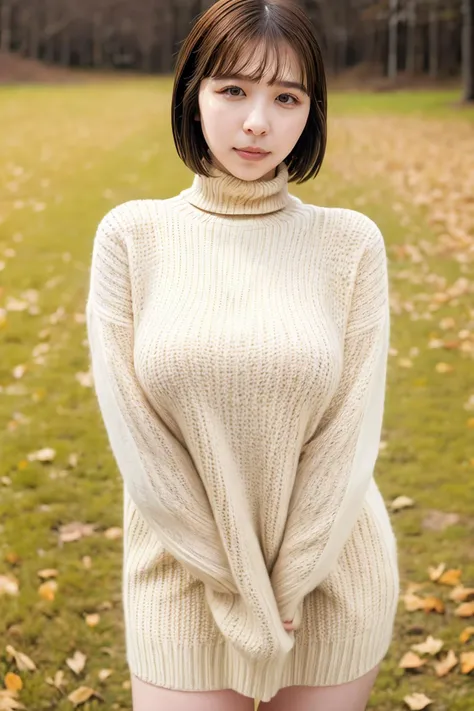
126, 621, 396, 703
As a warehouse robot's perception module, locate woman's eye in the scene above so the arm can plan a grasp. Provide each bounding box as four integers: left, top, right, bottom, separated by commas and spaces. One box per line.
220, 87, 299, 105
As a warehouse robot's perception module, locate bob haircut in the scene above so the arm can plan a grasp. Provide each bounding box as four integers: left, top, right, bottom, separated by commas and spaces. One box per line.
171, 0, 327, 184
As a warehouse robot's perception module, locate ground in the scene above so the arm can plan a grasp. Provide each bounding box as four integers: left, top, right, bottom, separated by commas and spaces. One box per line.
0, 73, 474, 710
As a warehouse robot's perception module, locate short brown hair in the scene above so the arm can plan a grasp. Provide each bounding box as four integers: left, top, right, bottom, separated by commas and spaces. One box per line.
171, 0, 327, 184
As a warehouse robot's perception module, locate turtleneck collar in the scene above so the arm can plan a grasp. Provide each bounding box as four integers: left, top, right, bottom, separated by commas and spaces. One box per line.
181, 160, 291, 216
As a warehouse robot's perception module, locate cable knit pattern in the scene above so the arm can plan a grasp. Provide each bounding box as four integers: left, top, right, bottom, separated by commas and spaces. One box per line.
86, 160, 400, 702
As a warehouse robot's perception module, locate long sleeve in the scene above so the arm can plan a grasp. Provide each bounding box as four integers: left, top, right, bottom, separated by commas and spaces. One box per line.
86, 206, 237, 595
86, 205, 294, 665
270, 221, 390, 626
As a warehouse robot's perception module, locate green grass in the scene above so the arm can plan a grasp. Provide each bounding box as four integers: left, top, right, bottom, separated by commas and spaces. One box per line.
329, 88, 474, 121
1, 80, 474, 709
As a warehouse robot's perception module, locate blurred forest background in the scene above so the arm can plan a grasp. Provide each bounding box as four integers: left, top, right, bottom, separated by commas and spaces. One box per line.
0, 0, 473, 100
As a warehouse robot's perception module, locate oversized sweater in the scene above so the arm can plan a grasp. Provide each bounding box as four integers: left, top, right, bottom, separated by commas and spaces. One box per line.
86, 160, 400, 702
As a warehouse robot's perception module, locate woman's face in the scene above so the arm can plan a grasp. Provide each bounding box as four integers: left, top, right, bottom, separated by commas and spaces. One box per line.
196, 43, 311, 181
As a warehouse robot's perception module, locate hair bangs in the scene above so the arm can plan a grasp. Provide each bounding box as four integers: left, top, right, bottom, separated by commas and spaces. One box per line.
207, 30, 307, 90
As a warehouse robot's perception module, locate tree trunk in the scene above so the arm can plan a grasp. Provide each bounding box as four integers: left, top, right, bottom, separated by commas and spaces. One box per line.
463, 0, 474, 100
388, 0, 399, 78
406, 0, 417, 74
92, 12, 104, 68
0, 1, 12, 52
59, 29, 70, 66
429, 1, 439, 78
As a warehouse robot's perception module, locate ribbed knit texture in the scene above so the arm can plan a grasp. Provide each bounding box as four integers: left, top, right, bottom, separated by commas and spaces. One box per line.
86, 160, 400, 702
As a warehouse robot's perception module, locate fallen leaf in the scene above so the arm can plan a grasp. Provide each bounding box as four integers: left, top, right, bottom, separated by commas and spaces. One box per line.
97, 669, 113, 681
85, 613, 100, 627
449, 586, 474, 602
0, 689, 26, 710
4, 673, 22, 692
428, 562, 445, 581
104, 527, 122, 540
37, 568, 58, 580
435, 362, 453, 373
437, 568, 462, 586
5, 645, 36, 671
66, 650, 87, 675
0, 575, 19, 596
459, 626, 474, 643
403, 593, 426, 612
404, 692, 433, 710
399, 651, 427, 669
27, 447, 56, 462
391, 495, 415, 511
58, 521, 97, 543
434, 649, 458, 676
422, 596, 445, 614
460, 651, 474, 674
38, 579, 57, 601
411, 635, 444, 656
45, 670, 66, 689
455, 601, 474, 618
67, 686, 102, 707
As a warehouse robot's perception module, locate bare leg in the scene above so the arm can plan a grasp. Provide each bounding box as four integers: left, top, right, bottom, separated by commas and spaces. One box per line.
131, 674, 255, 711
259, 664, 380, 711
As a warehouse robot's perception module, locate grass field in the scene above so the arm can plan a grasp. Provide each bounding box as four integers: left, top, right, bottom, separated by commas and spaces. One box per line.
1, 79, 474, 710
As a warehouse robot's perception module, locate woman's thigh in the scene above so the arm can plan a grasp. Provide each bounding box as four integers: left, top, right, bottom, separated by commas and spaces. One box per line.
258, 664, 380, 711
131, 674, 255, 711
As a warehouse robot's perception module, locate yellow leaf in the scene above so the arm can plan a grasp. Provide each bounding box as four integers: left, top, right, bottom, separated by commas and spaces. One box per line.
67, 686, 97, 707
449, 586, 474, 602
434, 649, 458, 677
460, 651, 474, 674
437, 568, 462, 586
455, 601, 474, 618
428, 562, 445, 581
399, 651, 427, 669
4, 673, 22, 691
38, 580, 57, 601
459, 626, 474, 644
404, 692, 433, 710
467, 418, 474, 429
4, 551, 20, 565
435, 362, 453, 373
422, 596, 445, 614
85, 613, 100, 627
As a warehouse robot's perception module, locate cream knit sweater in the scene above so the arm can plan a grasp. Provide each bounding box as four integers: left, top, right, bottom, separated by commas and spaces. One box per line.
86, 160, 400, 702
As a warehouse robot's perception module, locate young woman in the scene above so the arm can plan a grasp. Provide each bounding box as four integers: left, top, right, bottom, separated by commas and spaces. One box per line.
86, 0, 400, 709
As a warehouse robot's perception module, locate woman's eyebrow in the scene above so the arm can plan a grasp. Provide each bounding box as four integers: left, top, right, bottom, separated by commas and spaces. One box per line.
213, 73, 308, 95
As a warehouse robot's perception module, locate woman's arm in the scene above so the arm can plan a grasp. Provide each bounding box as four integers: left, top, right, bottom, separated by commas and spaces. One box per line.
270, 220, 390, 627
87, 205, 237, 595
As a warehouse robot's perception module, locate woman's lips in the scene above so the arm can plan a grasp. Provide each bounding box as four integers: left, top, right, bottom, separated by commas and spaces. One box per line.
234, 148, 270, 161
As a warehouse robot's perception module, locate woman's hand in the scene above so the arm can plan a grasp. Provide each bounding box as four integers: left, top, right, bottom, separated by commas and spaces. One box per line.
283, 620, 296, 631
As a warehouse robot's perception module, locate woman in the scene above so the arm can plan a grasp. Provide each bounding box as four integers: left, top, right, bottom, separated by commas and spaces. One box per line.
86, 0, 400, 709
